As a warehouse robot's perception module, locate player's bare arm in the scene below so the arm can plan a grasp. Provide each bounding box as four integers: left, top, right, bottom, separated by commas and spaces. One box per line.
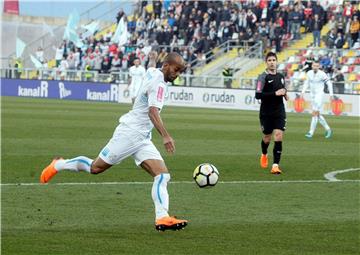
148, 106, 175, 154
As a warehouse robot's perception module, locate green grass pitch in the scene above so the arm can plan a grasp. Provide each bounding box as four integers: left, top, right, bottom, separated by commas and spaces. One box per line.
2, 96, 359, 255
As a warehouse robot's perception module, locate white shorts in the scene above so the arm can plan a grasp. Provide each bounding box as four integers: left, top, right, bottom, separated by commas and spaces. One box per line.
98, 124, 163, 166
311, 94, 324, 112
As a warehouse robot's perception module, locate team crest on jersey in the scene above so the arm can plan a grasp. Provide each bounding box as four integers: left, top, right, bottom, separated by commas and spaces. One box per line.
281, 78, 284, 84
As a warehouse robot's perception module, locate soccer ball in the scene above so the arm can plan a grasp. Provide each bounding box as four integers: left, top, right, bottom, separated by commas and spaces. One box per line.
193, 163, 219, 188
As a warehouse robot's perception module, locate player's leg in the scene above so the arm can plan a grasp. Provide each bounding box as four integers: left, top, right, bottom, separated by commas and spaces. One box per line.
271, 115, 286, 174
305, 99, 321, 138
134, 141, 187, 231
271, 129, 284, 174
306, 96, 322, 138
259, 115, 272, 168
40, 155, 112, 183
317, 102, 332, 138
261, 134, 271, 168
306, 110, 319, 138
40, 124, 137, 183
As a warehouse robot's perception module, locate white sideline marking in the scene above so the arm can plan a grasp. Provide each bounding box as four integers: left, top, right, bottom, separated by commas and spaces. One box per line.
1, 179, 360, 187
324, 168, 360, 182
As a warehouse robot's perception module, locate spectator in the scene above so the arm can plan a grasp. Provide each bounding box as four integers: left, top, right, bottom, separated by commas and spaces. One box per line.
343, 2, 353, 22
222, 65, 233, 88
289, 5, 302, 40
116, 9, 125, 23
36, 47, 44, 63
336, 16, 344, 35
74, 48, 80, 69
238, 9, 247, 32
136, 17, 146, 35
273, 22, 283, 52
326, 28, 336, 48
334, 32, 345, 49
303, 1, 313, 32
349, 15, 359, 47
312, 0, 325, 23
320, 54, 332, 74
104, 29, 113, 42
157, 48, 168, 67
14, 58, 23, 79
332, 68, 345, 94
328, 15, 337, 31
101, 57, 111, 73
55, 45, 64, 67
246, 9, 257, 30
153, 1, 162, 19
259, 20, 269, 48
146, 50, 158, 68
66, 52, 76, 80
59, 56, 69, 80
311, 14, 323, 47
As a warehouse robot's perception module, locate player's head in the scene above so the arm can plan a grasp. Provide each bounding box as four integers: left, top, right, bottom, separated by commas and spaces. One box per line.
312, 58, 320, 72
265, 52, 277, 71
133, 58, 140, 67
162, 52, 186, 82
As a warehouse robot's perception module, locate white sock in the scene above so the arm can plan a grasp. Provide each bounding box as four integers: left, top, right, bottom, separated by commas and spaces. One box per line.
54, 156, 93, 173
152, 173, 170, 220
318, 115, 330, 130
309, 116, 318, 135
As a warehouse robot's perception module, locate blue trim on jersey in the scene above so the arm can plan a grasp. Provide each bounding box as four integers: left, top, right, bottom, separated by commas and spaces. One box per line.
67, 158, 91, 166
157, 174, 163, 205
101, 147, 110, 157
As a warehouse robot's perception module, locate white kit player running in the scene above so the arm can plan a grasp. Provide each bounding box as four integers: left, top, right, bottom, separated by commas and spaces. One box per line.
40, 52, 188, 231
301, 59, 333, 139
128, 58, 146, 104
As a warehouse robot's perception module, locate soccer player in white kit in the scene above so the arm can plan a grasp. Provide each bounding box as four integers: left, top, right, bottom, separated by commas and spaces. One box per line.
128, 58, 146, 104
301, 60, 333, 139
40, 52, 188, 231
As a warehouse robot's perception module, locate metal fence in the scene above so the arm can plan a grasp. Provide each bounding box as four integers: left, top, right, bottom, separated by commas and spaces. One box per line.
1, 67, 359, 95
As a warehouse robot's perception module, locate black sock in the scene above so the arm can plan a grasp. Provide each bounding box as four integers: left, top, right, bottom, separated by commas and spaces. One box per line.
261, 140, 270, 155
273, 141, 282, 164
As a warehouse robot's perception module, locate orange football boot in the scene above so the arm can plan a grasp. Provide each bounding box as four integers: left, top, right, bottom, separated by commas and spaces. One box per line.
40, 158, 63, 183
260, 154, 268, 169
271, 164, 282, 174
155, 216, 188, 231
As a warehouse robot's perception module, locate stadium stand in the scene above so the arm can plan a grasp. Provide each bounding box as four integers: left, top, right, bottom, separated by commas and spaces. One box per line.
4, 1, 360, 93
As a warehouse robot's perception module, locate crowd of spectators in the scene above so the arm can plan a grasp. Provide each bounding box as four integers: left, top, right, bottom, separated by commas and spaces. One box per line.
44, 1, 319, 76
28, 1, 358, 83
325, 2, 360, 49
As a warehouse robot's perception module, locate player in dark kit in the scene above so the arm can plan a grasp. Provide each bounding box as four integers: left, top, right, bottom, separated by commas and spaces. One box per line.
255, 52, 288, 174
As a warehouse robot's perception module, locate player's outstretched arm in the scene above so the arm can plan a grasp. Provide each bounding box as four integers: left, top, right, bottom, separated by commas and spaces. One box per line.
148, 106, 175, 154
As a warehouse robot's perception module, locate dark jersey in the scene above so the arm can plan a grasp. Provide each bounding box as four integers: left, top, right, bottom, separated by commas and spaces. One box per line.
255, 71, 286, 116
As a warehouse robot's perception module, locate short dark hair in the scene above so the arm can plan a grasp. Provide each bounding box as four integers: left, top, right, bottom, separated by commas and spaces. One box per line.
164, 52, 182, 64
265, 52, 277, 61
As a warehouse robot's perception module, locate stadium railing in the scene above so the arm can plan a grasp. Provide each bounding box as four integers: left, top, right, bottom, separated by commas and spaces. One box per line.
2, 67, 359, 95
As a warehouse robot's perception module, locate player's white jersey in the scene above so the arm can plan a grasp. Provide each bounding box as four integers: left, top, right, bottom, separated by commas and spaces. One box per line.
128, 65, 146, 98
129, 65, 146, 87
302, 70, 333, 97
120, 68, 167, 137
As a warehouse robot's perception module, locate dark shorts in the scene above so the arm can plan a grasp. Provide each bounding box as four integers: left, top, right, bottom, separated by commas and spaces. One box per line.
260, 114, 286, 135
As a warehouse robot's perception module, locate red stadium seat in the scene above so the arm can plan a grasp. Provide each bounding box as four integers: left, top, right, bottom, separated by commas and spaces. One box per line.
348, 65, 355, 73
